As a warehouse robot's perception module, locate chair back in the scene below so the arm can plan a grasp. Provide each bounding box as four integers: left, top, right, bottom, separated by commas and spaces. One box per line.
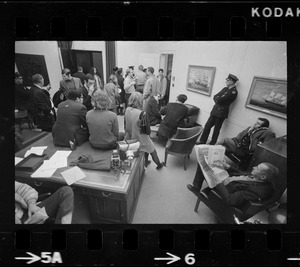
166, 126, 203, 155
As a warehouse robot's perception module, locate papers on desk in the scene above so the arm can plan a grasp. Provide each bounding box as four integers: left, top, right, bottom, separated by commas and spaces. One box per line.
15, 157, 23, 165
30, 150, 72, 178
24, 146, 47, 157
61, 166, 86, 186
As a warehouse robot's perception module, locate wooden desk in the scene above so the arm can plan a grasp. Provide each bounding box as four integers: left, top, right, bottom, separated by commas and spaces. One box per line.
15, 133, 145, 223
247, 136, 287, 188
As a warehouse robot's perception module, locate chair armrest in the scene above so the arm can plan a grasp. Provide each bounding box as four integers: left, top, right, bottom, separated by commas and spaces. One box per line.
248, 200, 264, 207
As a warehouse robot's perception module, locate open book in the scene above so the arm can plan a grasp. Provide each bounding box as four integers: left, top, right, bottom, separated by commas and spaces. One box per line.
194, 145, 229, 188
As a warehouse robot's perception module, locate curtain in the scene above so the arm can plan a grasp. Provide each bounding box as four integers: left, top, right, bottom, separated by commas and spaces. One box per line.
57, 41, 75, 72
105, 41, 116, 82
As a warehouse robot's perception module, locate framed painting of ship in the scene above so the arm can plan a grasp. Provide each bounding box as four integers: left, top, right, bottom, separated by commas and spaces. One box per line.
186, 65, 216, 96
245, 76, 287, 119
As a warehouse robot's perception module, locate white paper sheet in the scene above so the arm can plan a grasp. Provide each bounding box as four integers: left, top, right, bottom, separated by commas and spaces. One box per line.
40, 159, 67, 170
24, 146, 47, 157
61, 166, 86, 186
31, 163, 57, 178
15, 157, 23, 165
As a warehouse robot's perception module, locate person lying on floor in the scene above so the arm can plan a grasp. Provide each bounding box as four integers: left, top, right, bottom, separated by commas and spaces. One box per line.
15, 181, 74, 224
187, 162, 279, 207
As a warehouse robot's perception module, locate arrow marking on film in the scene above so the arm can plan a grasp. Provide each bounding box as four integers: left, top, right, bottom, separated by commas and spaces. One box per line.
154, 252, 181, 265
15, 252, 41, 264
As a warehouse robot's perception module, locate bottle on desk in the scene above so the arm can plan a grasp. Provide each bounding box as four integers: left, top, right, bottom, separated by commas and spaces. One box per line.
69, 139, 76, 150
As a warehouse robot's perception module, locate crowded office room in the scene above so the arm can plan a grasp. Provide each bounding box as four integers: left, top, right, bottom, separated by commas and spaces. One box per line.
14, 41, 287, 224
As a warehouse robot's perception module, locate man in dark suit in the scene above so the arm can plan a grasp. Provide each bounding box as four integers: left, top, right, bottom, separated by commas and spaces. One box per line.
59, 68, 82, 98
157, 94, 189, 142
15, 72, 31, 111
217, 117, 275, 160
187, 162, 278, 208
199, 74, 239, 145
79, 73, 95, 111
52, 89, 88, 147
30, 74, 55, 132
72, 66, 86, 85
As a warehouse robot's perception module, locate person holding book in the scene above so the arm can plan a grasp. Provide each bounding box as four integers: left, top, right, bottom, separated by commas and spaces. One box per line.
187, 161, 278, 208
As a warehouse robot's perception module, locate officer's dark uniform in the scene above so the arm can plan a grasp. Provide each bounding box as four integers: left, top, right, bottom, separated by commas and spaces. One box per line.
200, 74, 238, 145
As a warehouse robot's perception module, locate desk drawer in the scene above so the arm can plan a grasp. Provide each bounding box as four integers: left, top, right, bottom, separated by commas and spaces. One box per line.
81, 187, 125, 201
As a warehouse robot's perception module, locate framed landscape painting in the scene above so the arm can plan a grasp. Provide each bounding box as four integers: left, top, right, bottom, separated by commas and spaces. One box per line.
186, 65, 216, 96
245, 76, 287, 119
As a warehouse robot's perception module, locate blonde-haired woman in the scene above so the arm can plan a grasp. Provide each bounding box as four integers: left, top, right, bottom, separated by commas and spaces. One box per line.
124, 92, 164, 169
86, 90, 124, 149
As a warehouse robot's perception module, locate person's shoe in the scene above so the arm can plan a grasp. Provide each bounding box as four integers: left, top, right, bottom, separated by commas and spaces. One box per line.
156, 162, 165, 170
145, 160, 152, 167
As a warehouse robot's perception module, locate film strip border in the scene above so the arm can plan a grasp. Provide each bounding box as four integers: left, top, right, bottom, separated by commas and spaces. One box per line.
0, 228, 298, 265
4, 2, 300, 40
1, 1, 300, 266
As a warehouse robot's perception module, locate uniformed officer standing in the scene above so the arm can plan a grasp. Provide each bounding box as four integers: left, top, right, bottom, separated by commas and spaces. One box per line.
199, 74, 239, 145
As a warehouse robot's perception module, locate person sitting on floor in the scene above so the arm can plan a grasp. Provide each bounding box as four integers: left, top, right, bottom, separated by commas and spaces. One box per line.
52, 89, 88, 147
15, 181, 74, 224
187, 161, 279, 208
124, 92, 164, 170
157, 94, 189, 142
86, 90, 124, 150
216, 117, 275, 161
145, 92, 162, 126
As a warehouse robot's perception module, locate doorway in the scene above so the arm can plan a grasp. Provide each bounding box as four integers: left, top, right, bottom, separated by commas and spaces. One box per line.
60, 49, 104, 82
159, 54, 173, 104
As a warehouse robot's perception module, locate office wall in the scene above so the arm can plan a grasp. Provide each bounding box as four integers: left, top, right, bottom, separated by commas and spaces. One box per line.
15, 41, 62, 98
116, 42, 156, 73
116, 41, 287, 139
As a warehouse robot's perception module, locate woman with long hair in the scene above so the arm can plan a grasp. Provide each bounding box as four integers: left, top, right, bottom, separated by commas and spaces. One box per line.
124, 92, 164, 170
89, 67, 103, 90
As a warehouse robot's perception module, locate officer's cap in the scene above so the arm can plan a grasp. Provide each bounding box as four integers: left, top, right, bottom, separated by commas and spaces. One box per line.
226, 74, 239, 83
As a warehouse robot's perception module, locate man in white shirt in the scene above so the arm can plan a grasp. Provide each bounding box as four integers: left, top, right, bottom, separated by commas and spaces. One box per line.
124, 68, 136, 107
157, 68, 167, 107
135, 65, 147, 94
143, 67, 160, 110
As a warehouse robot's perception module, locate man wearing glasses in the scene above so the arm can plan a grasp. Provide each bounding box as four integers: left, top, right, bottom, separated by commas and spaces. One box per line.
198, 74, 239, 145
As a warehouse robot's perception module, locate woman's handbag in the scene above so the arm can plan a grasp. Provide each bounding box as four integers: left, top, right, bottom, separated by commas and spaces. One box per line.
139, 111, 151, 135
117, 139, 140, 160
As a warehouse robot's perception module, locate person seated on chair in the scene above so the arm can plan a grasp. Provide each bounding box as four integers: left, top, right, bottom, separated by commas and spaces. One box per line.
157, 94, 189, 142
15, 181, 74, 224
145, 92, 162, 126
216, 118, 275, 161
187, 162, 279, 208
52, 89, 88, 147
86, 89, 124, 150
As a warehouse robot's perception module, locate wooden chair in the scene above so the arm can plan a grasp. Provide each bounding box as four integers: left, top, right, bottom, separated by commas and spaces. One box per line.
193, 166, 286, 224
164, 126, 203, 170
15, 110, 33, 130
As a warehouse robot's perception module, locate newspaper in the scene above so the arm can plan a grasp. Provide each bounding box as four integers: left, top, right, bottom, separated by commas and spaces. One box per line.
195, 145, 229, 188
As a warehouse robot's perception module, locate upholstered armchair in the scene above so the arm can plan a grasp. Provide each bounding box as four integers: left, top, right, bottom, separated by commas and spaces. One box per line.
184, 104, 200, 128
192, 165, 286, 223
164, 126, 203, 170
